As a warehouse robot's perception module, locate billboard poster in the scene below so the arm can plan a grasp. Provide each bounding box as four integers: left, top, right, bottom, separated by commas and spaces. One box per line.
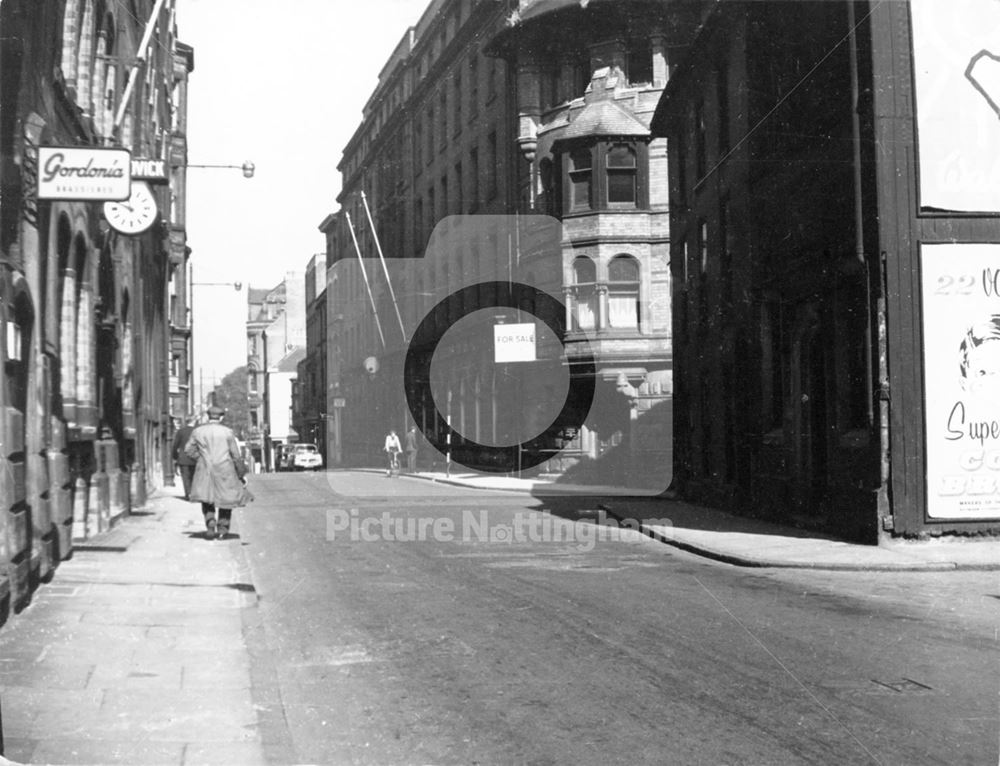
911, 0, 1000, 212
922, 243, 1000, 520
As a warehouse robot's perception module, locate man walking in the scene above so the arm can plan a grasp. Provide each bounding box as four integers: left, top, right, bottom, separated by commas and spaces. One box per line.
171, 414, 199, 501
184, 405, 251, 539
404, 426, 419, 472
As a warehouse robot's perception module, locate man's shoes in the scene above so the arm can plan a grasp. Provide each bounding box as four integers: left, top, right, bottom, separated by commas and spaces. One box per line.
217, 524, 229, 540
205, 518, 217, 540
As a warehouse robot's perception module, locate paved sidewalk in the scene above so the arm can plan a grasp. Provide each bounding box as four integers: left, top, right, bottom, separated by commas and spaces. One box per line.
357, 468, 1000, 572
0, 492, 263, 765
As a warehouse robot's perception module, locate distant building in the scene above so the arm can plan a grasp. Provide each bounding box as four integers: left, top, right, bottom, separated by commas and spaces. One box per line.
321, 0, 693, 487
324, 0, 521, 467
246, 273, 305, 470
293, 254, 328, 459
487, 0, 708, 485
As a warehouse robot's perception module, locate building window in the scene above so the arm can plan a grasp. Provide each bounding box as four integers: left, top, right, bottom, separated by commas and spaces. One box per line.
453, 70, 462, 131
698, 220, 709, 330
469, 54, 479, 118
426, 107, 434, 163
439, 89, 448, 149
487, 131, 498, 199
606, 143, 637, 205
626, 36, 653, 85
572, 257, 598, 330
454, 161, 463, 213
414, 197, 424, 250
469, 147, 479, 210
487, 57, 498, 101
695, 100, 708, 180
414, 119, 423, 170
717, 63, 730, 157
719, 199, 732, 307
568, 147, 593, 211
675, 129, 687, 201
249, 371, 258, 393
608, 255, 640, 329
540, 157, 556, 216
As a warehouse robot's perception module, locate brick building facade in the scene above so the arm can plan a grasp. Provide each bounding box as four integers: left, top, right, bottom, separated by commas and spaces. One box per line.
0, 0, 193, 616
654, 0, 1000, 540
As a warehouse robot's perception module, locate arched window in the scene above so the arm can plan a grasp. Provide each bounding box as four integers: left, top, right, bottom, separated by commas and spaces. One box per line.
74, 234, 95, 412
75, 0, 96, 113
608, 255, 640, 329
60, 0, 84, 86
92, 13, 115, 137
607, 144, 637, 205
572, 256, 597, 330
57, 221, 77, 412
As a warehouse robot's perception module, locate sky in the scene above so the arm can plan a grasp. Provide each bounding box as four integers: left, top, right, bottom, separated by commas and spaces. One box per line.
177, 0, 426, 396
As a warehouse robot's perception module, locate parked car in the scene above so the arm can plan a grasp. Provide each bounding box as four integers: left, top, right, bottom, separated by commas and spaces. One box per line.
285, 443, 323, 471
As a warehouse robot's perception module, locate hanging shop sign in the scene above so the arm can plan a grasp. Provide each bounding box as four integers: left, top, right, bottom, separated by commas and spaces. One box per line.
494, 322, 536, 363
130, 157, 168, 183
921, 242, 1000, 520
911, 0, 1000, 212
37, 146, 131, 201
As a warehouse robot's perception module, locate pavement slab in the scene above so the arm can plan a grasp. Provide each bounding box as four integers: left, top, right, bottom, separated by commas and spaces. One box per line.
0, 491, 265, 766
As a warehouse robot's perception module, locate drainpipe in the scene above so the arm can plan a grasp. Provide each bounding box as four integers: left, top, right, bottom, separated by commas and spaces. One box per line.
847, 1, 891, 531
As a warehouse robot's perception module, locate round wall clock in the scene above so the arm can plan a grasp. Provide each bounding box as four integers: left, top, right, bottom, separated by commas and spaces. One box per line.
103, 181, 158, 235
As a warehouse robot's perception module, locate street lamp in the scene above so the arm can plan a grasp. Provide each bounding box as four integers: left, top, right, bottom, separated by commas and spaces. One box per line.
190, 279, 244, 409
192, 281, 242, 291
187, 160, 255, 178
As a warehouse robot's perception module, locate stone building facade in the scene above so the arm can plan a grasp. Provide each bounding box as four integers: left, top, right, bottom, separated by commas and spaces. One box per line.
0, 0, 193, 616
324, 0, 522, 469
293, 254, 328, 458
245, 273, 305, 471
320, 0, 697, 487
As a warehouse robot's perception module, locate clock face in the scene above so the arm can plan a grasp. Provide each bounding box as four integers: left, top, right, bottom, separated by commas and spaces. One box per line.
103, 181, 158, 235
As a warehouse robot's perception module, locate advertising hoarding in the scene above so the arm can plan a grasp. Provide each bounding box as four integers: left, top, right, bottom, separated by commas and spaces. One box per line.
911, 0, 1000, 212
921, 243, 1000, 520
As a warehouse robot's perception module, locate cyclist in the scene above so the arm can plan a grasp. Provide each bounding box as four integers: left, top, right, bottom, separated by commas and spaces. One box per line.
384, 429, 402, 477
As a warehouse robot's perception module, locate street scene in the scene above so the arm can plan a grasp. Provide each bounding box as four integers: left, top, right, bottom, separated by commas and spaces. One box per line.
0, 471, 997, 764
1, 0, 1000, 764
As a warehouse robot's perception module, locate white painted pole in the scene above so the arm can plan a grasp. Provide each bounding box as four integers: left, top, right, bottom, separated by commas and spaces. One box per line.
361, 191, 407, 343
112, 0, 168, 133
345, 211, 386, 349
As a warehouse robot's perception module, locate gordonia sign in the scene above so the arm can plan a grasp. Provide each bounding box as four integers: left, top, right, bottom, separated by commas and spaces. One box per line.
37, 146, 131, 201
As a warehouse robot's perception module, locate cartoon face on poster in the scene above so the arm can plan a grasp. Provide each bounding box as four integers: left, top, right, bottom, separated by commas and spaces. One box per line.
922, 243, 1000, 520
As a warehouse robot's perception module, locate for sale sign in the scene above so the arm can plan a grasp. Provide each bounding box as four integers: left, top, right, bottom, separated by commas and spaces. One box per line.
922, 243, 1000, 520
493, 323, 535, 363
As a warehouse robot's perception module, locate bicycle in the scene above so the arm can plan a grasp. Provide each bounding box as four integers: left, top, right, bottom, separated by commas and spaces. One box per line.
386, 449, 401, 478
